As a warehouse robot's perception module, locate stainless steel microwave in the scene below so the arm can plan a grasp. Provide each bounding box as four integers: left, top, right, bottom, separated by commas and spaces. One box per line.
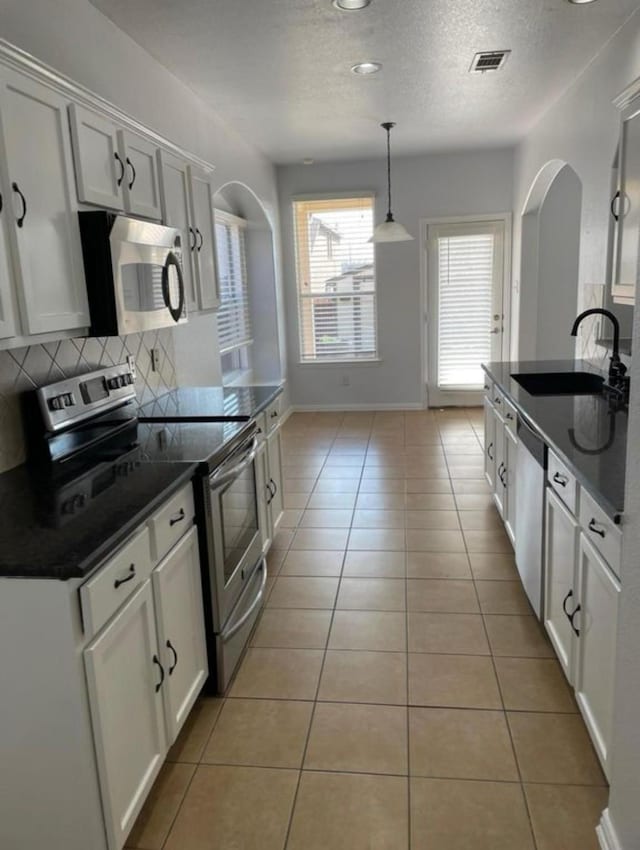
78, 212, 188, 336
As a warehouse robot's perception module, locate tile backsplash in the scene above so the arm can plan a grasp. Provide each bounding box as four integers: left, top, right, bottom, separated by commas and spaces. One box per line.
0, 329, 176, 472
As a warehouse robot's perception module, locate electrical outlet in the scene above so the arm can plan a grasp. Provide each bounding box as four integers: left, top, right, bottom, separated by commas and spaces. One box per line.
341, 374, 350, 387
126, 354, 136, 379
150, 348, 161, 372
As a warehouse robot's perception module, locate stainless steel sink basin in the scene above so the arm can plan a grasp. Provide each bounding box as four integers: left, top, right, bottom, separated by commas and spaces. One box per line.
511, 371, 605, 396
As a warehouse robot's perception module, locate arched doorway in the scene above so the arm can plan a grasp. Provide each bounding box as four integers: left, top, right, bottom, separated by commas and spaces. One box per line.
518, 161, 582, 360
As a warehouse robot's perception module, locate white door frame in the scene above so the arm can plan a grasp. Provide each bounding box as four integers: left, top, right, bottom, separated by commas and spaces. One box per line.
419, 213, 512, 408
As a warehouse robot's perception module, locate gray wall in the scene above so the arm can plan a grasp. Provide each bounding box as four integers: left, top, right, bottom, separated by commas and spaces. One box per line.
277, 148, 515, 409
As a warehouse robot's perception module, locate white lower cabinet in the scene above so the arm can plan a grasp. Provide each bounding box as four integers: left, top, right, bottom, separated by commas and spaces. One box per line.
492, 404, 506, 518
504, 426, 518, 544
152, 526, 208, 742
84, 581, 167, 850
483, 397, 496, 490
544, 487, 579, 682
575, 533, 620, 776
544, 485, 620, 778
83, 489, 208, 850
267, 426, 284, 533
256, 412, 284, 553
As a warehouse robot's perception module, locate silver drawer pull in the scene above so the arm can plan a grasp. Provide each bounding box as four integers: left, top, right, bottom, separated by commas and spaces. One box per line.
169, 508, 186, 527
553, 472, 568, 488
588, 518, 606, 538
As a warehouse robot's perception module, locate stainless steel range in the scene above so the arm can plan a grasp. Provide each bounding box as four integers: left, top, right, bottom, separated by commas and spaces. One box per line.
28, 362, 267, 692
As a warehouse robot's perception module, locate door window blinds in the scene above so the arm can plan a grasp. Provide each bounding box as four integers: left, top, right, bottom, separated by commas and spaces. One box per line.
293, 196, 377, 362
435, 226, 500, 389
215, 210, 251, 354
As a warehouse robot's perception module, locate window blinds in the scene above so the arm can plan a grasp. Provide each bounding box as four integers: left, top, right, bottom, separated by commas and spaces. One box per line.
293, 196, 377, 362
436, 231, 496, 390
215, 211, 252, 354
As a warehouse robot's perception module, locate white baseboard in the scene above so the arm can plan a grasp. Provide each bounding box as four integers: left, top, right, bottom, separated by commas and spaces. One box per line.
289, 402, 426, 412
597, 809, 623, 850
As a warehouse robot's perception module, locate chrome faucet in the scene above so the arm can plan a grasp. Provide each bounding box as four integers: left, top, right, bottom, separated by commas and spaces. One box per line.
570, 308, 629, 404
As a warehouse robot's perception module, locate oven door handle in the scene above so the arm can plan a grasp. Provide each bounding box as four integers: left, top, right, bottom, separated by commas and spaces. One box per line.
220, 559, 267, 642
210, 436, 258, 491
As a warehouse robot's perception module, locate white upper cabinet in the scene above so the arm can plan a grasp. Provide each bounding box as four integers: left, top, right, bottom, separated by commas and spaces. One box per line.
157, 150, 197, 311
118, 130, 162, 220
188, 165, 220, 312
0, 70, 89, 335
0, 193, 17, 341
69, 103, 125, 210
151, 526, 208, 743
69, 105, 162, 221
612, 86, 640, 305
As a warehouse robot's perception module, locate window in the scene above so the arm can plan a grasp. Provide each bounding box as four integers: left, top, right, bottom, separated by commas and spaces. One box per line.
427, 220, 504, 394
293, 195, 377, 362
215, 210, 252, 381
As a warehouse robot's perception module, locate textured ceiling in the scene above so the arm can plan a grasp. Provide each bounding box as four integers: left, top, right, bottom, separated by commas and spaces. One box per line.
90, 0, 640, 163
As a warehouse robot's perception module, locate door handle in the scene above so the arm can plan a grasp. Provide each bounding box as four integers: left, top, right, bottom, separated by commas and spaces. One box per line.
126, 156, 136, 190
152, 654, 165, 692
588, 518, 606, 538
553, 472, 568, 488
12, 182, 27, 227
113, 563, 136, 589
166, 639, 178, 675
562, 589, 574, 617
196, 228, 203, 252
568, 604, 581, 637
189, 226, 197, 251
114, 152, 125, 187
169, 508, 186, 527
487, 441, 494, 461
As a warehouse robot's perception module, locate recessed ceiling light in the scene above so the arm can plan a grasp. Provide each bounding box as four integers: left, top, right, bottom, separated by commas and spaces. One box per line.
351, 61, 382, 75
567, 0, 598, 4
303, 158, 314, 165
333, 0, 371, 9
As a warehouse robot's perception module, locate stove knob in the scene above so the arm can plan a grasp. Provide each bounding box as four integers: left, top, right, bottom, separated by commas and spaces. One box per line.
49, 395, 64, 411
125, 373, 134, 385
75, 493, 87, 508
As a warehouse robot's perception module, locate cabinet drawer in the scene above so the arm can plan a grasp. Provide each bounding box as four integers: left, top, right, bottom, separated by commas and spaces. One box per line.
148, 483, 195, 562
579, 488, 621, 577
547, 450, 578, 514
503, 398, 518, 436
80, 526, 153, 637
265, 396, 282, 434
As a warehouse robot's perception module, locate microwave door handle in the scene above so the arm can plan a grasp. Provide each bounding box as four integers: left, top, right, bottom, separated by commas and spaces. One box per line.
210, 436, 259, 491
220, 560, 267, 642
162, 251, 185, 322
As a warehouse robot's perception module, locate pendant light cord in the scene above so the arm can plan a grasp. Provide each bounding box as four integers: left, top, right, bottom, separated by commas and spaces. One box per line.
382, 121, 395, 223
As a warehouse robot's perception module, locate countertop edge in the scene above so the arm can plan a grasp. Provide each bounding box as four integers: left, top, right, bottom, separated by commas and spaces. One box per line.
482, 363, 624, 522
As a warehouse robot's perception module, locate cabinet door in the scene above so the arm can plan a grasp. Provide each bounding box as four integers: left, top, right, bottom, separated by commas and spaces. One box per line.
158, 150, 197, 311
256, 440, 272, 552
119, 130, 162, 220
0, 73, 90, 334
504, 427, 518, 545
575, 534, 620, 776
544, 488, 579, 683
267, 427, 284, 534
68, 103, 125, 210
0, 199, 17, 340
84, 581, 167, 850
152, 526, 208, 743
188, 165, 220, 311
483, 398, 496, 490
614, 102, 640, 304
492, 409, 506, 518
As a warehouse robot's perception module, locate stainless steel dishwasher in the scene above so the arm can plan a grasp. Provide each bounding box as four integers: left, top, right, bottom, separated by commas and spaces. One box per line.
515, 417, 547, 618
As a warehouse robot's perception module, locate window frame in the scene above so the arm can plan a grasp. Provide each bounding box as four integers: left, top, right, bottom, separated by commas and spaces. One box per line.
292, 193, 380, 366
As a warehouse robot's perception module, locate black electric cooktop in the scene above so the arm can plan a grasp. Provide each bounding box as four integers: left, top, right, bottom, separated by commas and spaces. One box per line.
137, 384, 282, 422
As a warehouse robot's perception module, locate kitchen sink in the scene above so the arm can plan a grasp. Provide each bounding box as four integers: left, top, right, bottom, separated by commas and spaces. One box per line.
511, 371, 605, 396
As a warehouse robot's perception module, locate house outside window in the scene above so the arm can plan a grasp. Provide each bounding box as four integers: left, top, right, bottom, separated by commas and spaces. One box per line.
292, 195, 378, 362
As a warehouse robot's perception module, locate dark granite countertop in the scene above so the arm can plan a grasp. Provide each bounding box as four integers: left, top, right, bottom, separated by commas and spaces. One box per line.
0, 459, 197, 580
138, 383, 283, 422
482, 360, 627, 520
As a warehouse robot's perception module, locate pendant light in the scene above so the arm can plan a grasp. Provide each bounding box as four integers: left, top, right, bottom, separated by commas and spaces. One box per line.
370, 121, 414, 243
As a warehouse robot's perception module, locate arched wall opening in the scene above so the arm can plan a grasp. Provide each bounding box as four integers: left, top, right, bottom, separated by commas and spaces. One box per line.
214, 181, 283, 384
518, 160, 583, 360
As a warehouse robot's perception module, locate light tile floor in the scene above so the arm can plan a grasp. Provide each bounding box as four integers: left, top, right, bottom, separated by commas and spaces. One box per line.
126, 409, 608, 850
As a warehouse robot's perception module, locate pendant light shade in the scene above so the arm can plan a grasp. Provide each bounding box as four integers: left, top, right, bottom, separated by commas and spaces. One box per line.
370, 121, 413, 243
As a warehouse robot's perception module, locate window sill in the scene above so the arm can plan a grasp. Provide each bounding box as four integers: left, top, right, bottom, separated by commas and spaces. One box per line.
296, 358, 383, 367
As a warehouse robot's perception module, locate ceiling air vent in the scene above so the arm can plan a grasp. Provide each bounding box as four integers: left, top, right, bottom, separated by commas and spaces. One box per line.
470, 50, 511, 73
